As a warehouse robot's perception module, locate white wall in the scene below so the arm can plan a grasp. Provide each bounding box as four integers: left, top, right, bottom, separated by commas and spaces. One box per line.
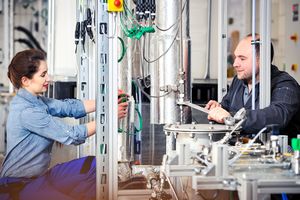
50, 0, 77, 78
190, 0, 209, 80
190, 0, 250, 81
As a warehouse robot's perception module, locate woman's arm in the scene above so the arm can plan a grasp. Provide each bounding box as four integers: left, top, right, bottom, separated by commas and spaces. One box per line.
83, 100, 96, 114
86, 121, 96, 137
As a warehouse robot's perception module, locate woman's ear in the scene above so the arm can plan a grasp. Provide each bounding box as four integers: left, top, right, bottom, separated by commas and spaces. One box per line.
21, 76, 30, 87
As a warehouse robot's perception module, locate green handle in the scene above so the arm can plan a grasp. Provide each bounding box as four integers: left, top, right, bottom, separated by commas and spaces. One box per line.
292, 138, 300, 151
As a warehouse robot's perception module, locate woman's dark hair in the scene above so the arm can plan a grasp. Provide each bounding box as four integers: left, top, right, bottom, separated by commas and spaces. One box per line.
7, 49, 46, 89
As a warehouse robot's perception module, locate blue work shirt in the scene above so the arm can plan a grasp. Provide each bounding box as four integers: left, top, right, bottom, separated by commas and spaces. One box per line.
221, 65, 300, 138
0, 88, 87, 178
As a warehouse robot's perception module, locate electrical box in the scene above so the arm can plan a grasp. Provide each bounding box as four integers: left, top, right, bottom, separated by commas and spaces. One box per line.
108, 0, 124, 12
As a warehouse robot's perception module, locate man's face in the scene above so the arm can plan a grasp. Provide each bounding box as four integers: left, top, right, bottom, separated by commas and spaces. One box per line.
233, 37, 259, 83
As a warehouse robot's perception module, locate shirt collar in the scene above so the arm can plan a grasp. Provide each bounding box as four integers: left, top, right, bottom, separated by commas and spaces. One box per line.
17, 88, 41, 104
242, 80, 260, 89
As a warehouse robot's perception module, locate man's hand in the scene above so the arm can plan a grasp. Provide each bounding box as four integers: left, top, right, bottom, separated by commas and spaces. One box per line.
118, 89, 128, 119
205, 100, 221, 110
208, 107, 231, 123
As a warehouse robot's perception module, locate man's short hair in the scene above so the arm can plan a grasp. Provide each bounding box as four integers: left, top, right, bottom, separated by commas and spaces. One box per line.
246, 33, 274, 63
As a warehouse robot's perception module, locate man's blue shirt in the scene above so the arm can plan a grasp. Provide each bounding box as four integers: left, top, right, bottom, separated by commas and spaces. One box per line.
0, 88, 87, 178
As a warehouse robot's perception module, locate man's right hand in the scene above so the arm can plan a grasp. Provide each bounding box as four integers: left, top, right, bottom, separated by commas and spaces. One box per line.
205, 100, 221, 110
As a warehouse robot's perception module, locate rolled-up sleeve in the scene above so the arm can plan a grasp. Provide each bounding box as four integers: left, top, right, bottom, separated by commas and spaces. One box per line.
40, 97, 86, 119
20, 107, 87, 145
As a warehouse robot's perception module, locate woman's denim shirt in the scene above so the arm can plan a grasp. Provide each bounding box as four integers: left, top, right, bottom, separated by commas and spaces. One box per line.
0, 88, 87, 178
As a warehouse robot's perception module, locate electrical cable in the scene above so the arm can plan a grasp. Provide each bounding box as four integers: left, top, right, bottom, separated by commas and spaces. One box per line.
155, 0, 187, 32
134, 77, 173, 100
74, 22, 80, 53
118, 37, 127, 62
134, 107, 143, 132
14, 26, 46, 54
142, 24, 180, 63
14, 38, 35, 49
137, 39, 151, 88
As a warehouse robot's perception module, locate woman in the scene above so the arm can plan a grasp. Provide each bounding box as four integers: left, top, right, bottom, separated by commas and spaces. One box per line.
0, 49, 128, 199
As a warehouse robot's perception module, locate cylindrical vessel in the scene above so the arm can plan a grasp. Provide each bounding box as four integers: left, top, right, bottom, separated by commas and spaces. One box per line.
150, 0, 191, 124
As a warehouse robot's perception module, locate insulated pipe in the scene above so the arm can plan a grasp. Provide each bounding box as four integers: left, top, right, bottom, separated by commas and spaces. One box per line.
151, 0, 191, 124
118, 0, 134, 162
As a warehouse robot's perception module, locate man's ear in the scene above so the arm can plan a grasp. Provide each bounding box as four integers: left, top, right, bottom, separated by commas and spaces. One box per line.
21, 76, 31, 87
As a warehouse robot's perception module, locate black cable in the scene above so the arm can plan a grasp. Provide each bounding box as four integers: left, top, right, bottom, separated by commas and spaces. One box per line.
134, 77, 172, 100
75, 22, 80, 53
86, 8, 95, 43
14, 26, 46, 54
81, 20, 87, 52
14, 38, 35, 49
142, 26, 179, 63
155, 0, 187, 32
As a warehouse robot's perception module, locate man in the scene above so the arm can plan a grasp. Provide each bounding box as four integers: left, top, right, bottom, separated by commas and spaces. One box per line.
206, 34, 300, 138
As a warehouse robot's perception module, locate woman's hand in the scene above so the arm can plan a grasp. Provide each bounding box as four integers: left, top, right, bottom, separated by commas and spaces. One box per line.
118, 89, 128, 119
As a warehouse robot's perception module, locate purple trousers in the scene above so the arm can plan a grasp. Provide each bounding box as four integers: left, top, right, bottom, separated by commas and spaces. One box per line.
0, 156, 96, 200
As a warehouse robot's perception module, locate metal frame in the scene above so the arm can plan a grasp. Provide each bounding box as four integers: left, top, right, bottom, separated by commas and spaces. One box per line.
217, 0, 228, 102
259, 0, 271, 109
96, 1, 119, 199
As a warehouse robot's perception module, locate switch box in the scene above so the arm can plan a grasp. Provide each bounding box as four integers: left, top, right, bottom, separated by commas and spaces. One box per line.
108, 0, 124, 12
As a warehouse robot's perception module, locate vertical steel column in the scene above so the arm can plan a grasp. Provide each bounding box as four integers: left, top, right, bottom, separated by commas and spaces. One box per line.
259, 0, 271, 109
77, 0, 95, 157
217, 0, 228, 102
3, 0, 14, 92
77, 0, 90, 102
96, 1, 118, 199
251, 0, 257, 110
47, 0, 55, 76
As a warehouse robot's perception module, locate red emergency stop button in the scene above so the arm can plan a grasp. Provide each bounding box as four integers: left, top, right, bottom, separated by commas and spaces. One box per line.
290, 33, 298, 42
291, 64, 298, 72
114, 0, 121, 7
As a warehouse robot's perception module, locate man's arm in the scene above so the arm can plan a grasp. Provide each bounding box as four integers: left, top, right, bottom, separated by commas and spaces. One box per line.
242, 86, 300, 134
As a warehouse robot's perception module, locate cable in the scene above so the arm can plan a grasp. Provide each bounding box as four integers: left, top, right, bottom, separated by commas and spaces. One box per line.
86, 8, 95, 43
14, 26, 46, 54
134, 107, 143, 132
142, 24, 180, 63
14, 38, 35, 49
137, 39, 151, 88
118, 37, 127, 62
74, 22, 80, 53
155, 0, 187, 32
134, 77, 173, 100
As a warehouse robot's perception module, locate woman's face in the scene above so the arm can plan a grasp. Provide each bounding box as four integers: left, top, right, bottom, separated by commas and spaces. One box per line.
22, 60, 50, 95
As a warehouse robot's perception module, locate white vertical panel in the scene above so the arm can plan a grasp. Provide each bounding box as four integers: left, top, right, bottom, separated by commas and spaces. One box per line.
52, 0, 77, 77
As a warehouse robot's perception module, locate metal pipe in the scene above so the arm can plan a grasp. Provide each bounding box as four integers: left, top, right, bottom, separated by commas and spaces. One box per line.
251, 0, 256, 110
204, 0, 212, 79
217, 0, 228, 102
151, 0, 179, 124
47, 0, 55, 76
259, 0, 271, 109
